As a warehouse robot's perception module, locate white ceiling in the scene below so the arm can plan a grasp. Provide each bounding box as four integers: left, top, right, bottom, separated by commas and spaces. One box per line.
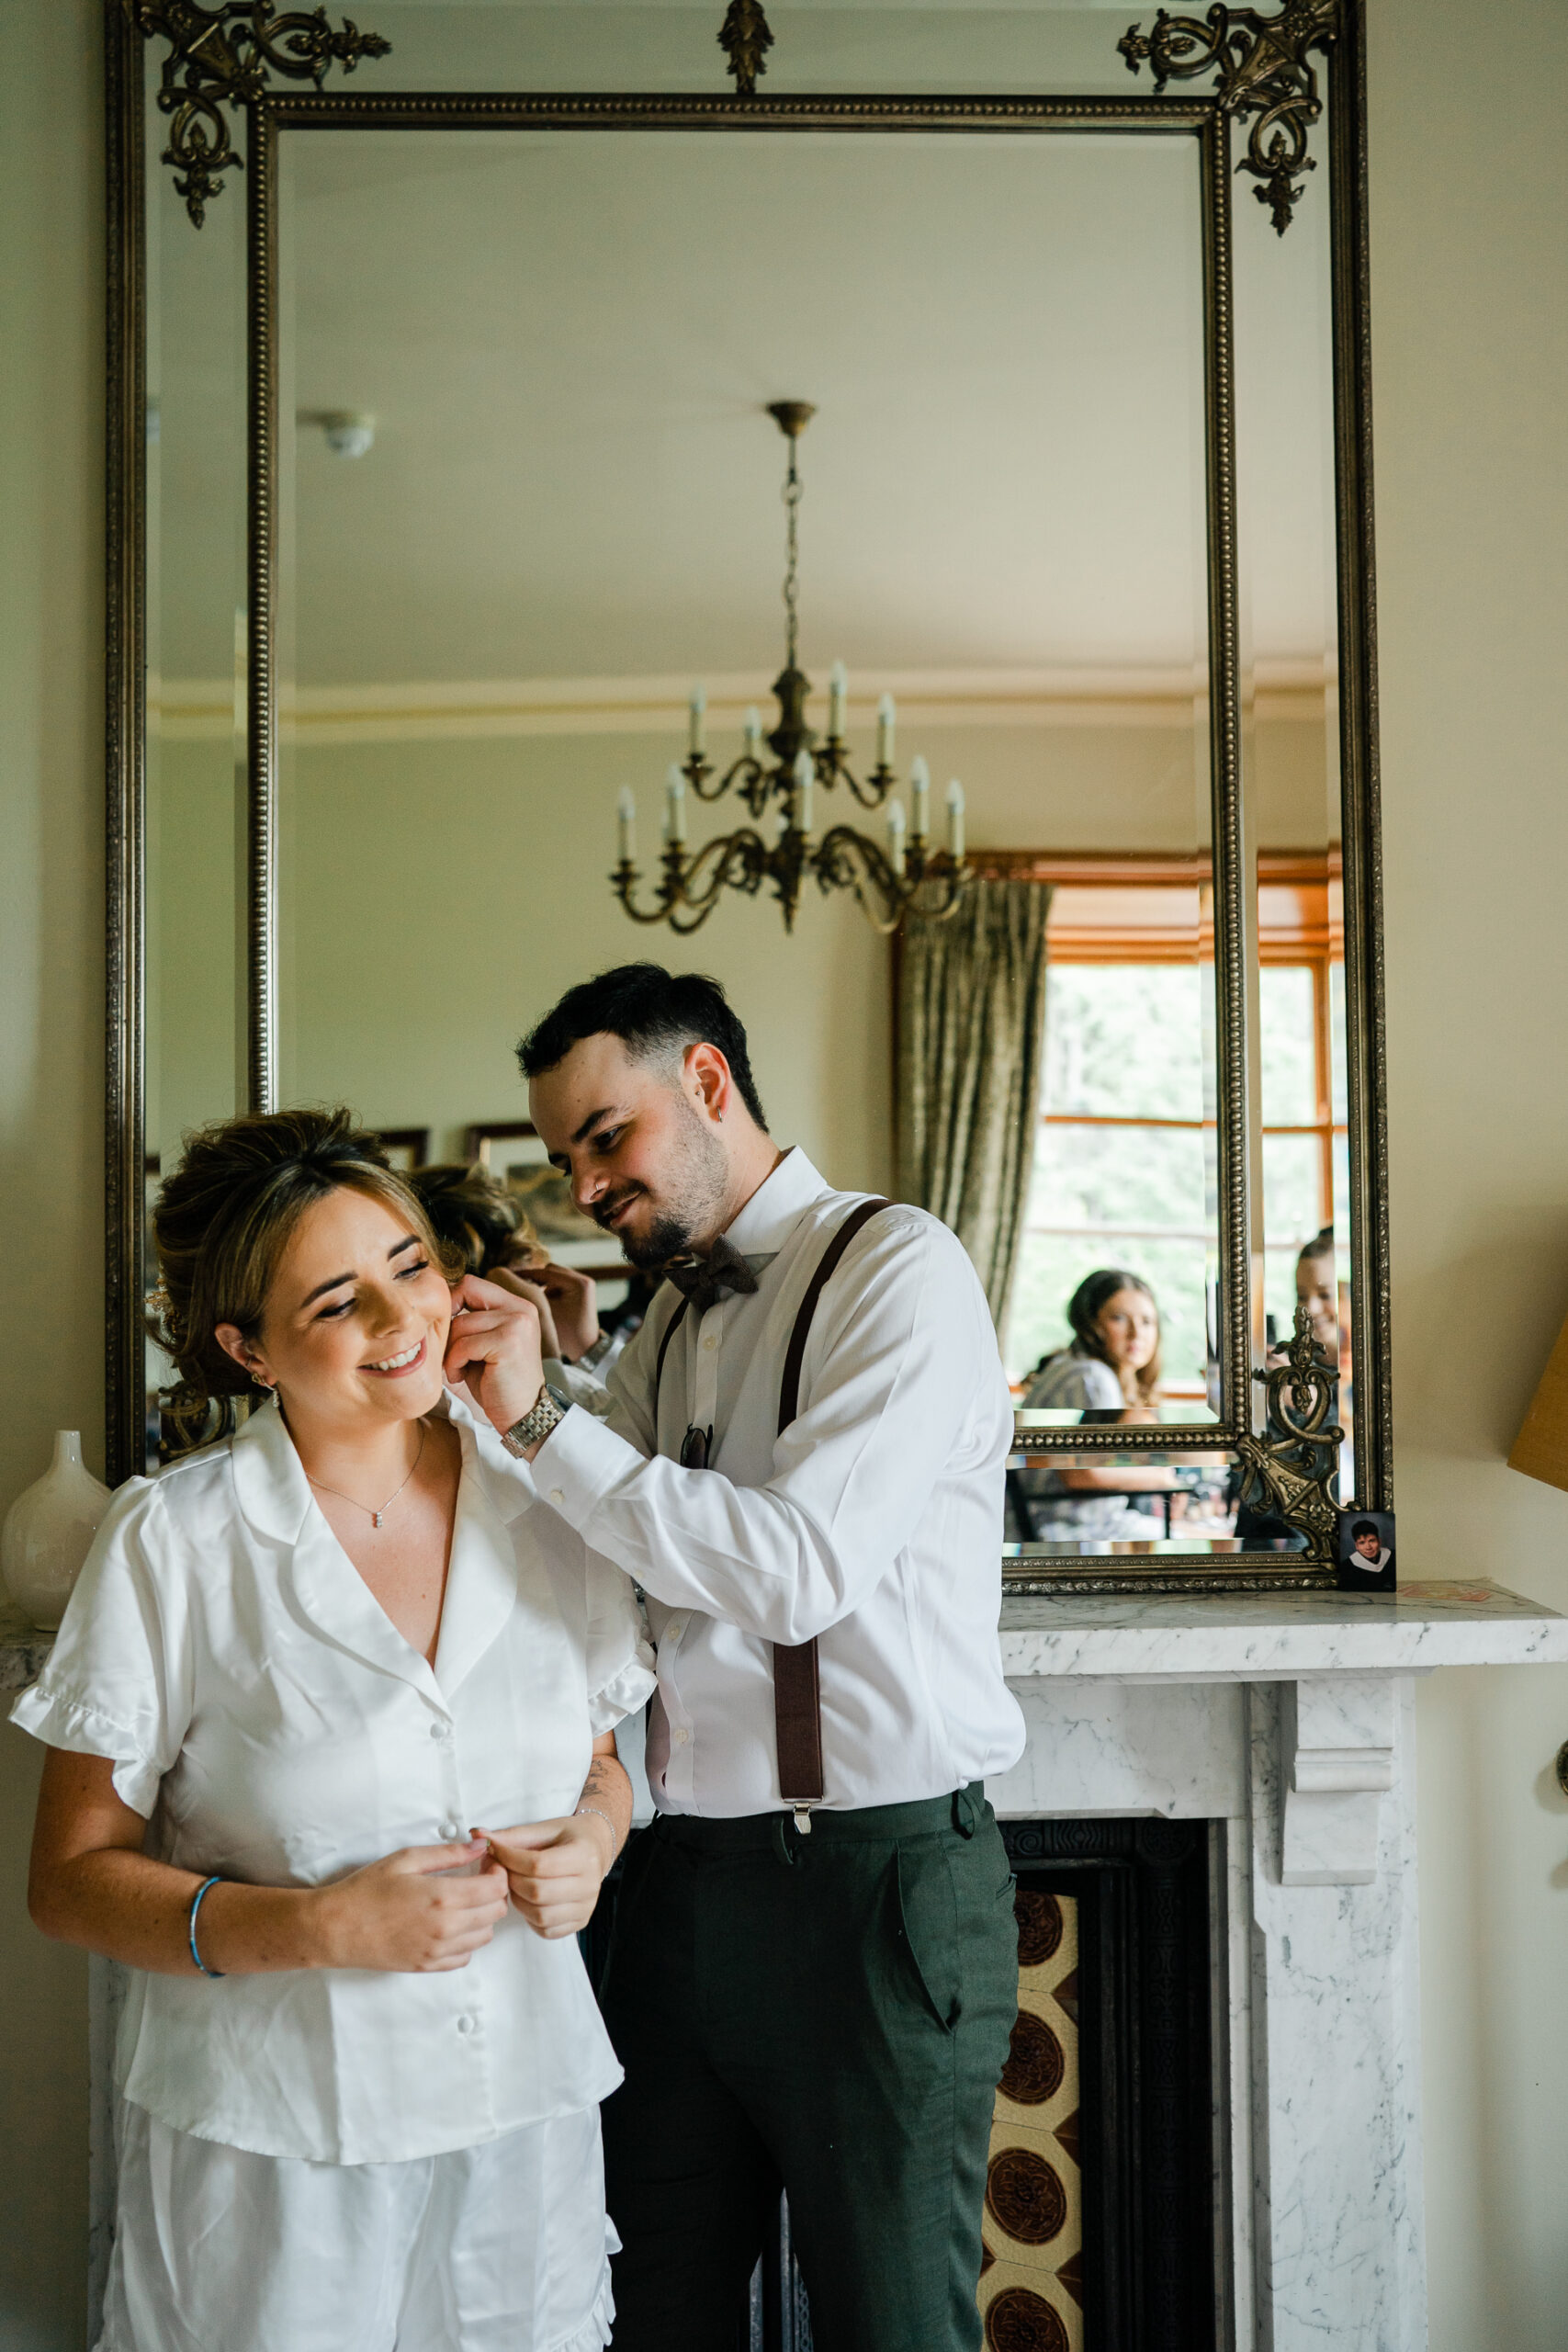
151, 28, 1338, 694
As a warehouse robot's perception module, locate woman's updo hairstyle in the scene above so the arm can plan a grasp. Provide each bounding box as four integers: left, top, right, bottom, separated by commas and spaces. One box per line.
148, 1107, 460, 1452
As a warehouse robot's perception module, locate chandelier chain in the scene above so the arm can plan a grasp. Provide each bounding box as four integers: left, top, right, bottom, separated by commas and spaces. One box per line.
782, 445, 803, 673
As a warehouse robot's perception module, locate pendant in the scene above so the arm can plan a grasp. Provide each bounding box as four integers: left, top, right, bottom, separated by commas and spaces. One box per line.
372, 1510, 384, 1530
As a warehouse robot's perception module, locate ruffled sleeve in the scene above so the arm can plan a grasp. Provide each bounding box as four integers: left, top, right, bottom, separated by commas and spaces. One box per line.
9, 1478, 194, 1817
581, 1544, 657, 1735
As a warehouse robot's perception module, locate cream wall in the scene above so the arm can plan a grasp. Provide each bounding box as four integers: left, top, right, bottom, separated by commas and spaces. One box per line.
0, 2, 100, 2343
4, 4, 1568, 2346
1371, 3, 1568, 2341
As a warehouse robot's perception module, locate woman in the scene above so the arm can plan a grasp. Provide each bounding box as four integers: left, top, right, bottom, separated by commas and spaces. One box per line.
1014, 1268, 1178, 1544
14, 1109, 656, 2352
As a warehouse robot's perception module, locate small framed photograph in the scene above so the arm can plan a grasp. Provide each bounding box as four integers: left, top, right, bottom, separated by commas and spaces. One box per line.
1337, 1508, 1396, 1592
463, 1120, 626, 1270
377, 1126, 430, 1173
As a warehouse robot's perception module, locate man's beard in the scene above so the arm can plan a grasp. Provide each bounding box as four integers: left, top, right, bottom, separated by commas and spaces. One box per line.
593, 1092, 730, 1272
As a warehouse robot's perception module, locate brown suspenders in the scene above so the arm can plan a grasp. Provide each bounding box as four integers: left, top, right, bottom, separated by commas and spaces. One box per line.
650, 1194, 893, 1820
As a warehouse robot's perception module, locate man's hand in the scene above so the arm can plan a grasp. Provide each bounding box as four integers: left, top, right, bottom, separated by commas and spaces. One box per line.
516, 1261, 601, 1363
477, 1817, 613, 1939
484, 1266, 563, 1362
444, 1272, 547, 1438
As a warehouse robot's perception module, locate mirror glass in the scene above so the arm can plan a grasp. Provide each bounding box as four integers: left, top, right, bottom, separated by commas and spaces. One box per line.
1235, 165, 1354, 1532
269, 117, 1233, 1548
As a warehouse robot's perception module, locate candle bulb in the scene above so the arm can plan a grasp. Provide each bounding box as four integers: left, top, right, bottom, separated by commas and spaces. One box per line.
664, 763, 687, 847
743, 705, 761, 759
688, 683, 706, 756
617, 786, 637, 865
793, 750, 815, 838
829, 660, 848, 741
887, 798, 908, 871
910, 755, 931, 842
876, 692, 896, 770
946, 778, 966, 863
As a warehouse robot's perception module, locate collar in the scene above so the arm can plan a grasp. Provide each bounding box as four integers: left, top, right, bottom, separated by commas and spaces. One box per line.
231, 1390, 529, 1701
229, 1390, 313, 1544
722, 1146, 834, 1258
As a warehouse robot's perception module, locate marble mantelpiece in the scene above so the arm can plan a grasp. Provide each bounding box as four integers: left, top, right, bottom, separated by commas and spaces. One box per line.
987, 1577, 1568, 2352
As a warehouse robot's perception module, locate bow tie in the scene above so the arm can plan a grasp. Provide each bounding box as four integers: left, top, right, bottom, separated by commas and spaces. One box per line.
661, 1235, 763, 1317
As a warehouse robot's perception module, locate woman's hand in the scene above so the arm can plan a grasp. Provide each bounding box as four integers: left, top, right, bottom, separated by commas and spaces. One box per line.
307, 1839, 509, 1973
477, 1817, 613, 1940
443, 1272, 547, 1438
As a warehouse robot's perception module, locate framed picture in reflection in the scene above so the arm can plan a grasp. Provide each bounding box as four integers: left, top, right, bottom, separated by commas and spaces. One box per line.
463, 1120, 625, 1270
1337, 1509, 1395, 1593
377, 1127, 430, 1173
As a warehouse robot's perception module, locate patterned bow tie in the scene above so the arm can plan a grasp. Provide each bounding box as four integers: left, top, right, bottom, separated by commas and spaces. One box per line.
661, 1235, 762, 1317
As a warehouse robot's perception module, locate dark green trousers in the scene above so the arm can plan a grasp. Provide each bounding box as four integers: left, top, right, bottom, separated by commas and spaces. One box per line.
599, 1788, 1018, 2352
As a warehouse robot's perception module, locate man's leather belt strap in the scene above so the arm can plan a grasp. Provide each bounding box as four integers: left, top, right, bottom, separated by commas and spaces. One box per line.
773, 1197, 892, 1804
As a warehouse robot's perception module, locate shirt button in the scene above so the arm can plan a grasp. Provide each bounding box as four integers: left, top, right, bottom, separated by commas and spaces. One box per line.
457, 2015, 477, 2036
440, 1820, 461, 1840
548, 1488, 565, 1506
703, 1333, 717, 1351
429, 1722, 451, 1741
665, 1618, 683, 1643
674, 1726, 691, 1747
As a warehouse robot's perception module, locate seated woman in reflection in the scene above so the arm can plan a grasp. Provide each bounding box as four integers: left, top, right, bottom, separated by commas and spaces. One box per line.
15, 1110, 655, 2352
1015, 1268, 1179, 1544
410, 1159, 618, 1418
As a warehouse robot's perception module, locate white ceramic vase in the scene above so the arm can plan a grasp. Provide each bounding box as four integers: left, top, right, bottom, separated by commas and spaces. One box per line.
2, 1431, 112, 1631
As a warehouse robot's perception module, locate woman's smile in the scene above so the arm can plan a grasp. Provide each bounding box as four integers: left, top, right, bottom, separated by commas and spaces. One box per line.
361, 1337, 428, 1378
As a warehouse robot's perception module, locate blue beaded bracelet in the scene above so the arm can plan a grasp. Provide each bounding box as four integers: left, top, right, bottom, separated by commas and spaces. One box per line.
187, 1875, 227, 1978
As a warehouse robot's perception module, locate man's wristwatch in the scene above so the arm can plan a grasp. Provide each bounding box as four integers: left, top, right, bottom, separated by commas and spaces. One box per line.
501, 1381, 573, 1459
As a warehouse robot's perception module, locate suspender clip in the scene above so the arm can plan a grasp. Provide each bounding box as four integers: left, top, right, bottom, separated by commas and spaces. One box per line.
792, 1804, 815, 1836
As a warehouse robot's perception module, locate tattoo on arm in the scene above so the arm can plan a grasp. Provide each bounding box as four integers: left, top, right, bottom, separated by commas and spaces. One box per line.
576, 1749, 633, 1859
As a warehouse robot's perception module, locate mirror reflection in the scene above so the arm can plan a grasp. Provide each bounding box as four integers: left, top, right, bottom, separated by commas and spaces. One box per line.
147, 105, 1352, 1555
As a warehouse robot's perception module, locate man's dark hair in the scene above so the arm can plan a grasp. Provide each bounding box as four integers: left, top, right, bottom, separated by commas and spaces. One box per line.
1348, 1518, 1380, 1544
517, 963, 768, 1129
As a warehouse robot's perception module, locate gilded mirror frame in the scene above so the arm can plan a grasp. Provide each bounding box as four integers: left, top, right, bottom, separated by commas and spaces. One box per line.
101, 0, 1389, 1591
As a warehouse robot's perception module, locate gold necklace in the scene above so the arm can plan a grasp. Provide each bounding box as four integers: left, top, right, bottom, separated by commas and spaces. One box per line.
306, 1422, 427, 1532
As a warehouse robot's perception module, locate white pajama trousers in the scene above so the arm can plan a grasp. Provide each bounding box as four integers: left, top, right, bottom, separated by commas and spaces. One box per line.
97, 2100, 617, 2352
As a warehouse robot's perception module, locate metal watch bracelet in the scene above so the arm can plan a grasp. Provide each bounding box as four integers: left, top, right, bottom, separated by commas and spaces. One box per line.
501, 1381, 571, 1458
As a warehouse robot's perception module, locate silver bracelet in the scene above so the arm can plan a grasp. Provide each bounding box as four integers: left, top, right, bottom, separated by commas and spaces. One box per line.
574, 1804, 618, 1863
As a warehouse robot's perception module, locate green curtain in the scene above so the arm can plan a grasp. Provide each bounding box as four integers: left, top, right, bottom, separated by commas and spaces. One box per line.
896, 877, 1051, 1329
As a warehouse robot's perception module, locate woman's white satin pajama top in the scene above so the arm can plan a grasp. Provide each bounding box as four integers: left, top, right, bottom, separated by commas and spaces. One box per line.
10, 1390, 656, 2165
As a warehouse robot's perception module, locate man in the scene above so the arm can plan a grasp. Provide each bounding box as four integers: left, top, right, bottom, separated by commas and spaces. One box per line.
449, 962, 1024, 2352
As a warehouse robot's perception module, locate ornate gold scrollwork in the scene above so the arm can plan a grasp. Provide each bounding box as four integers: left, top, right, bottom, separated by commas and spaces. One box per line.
124, 2, 391, 226
717, 0, 774, 97
1234, 1303, 1344, 1562
1118, 2, 1339, 234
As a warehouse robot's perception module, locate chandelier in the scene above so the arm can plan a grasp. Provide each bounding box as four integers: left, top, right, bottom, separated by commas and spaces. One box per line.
610, 403, 970, 936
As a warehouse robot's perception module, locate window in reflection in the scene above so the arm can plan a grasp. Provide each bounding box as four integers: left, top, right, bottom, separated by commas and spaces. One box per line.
1012, 964, 1212, 1396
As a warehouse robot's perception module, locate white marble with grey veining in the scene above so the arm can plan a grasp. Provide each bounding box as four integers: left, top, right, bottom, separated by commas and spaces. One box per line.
1241, 1679, 1426, 2352
990, 1676, 1247, 1820
999, 1577, 1568, 1681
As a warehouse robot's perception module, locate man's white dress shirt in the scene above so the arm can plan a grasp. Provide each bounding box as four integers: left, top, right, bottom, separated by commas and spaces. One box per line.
527, 1148, 1025, 1816
11, 1391, 655, 2165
